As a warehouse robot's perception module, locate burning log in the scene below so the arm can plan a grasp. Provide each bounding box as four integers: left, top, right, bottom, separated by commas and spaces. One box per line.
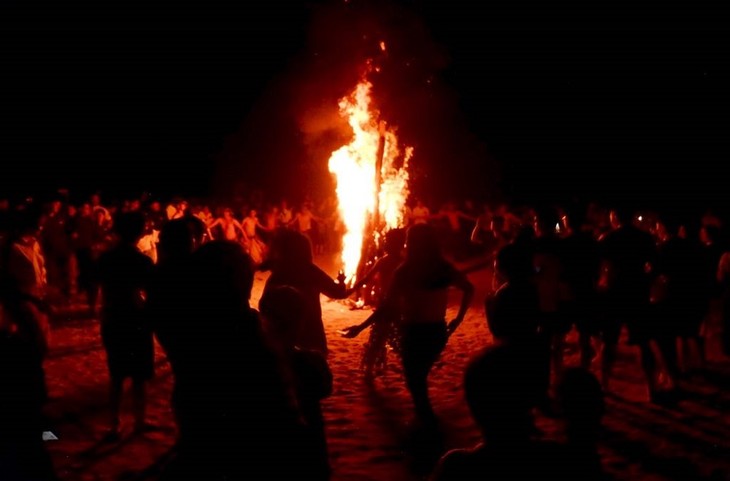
328, 72, 411, 293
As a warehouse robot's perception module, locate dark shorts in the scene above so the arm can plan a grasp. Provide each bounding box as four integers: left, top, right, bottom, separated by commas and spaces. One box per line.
101, 320, 154, 381
399, 322, 448, 374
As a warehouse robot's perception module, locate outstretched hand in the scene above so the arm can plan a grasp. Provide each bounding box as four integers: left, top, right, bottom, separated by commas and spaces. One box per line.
446, 318, 462, 337
339, 325, 363, 338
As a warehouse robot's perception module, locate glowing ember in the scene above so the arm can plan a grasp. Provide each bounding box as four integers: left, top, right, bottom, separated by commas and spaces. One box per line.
328, 72, 410, 284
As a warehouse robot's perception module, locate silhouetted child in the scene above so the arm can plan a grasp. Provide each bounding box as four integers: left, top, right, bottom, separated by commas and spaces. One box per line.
556, 367, 608, 481
431, 343, 566, 481
260, 285, 333, 480
96, 211, 154, 438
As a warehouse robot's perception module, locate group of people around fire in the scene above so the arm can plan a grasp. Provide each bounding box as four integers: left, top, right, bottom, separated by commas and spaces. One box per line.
1, 189, 730, 480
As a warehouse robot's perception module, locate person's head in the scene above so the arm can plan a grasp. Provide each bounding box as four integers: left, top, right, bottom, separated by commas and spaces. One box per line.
269, 229, 313, 267
114, 211, 146, 245
563, 203, 587, 233
12, 206, 42, 239
464, 344, 538, 440
80, 203, 92, 217
556, 367, 604, 442
158, 218, 196, 263
405, 224, 440, 262
259, 285, 305, 349
189, 240, 255, 316
249, 209, 257, 218
533, 206, 559, 237
223, 208, 233, 219
50, 199, 62, 214
609, 205, 634, 229
700, 224, 721, 246
495, 243, 534, 283
384, 228, 406, 257
150, 201, 161, 212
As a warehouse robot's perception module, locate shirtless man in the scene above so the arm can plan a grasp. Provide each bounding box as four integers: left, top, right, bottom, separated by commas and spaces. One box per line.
208, 208, 244, 242
241, 209, 269, 265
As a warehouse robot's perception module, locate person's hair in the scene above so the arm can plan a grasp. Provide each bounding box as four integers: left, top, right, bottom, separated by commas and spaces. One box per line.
158, 218, 195, 262
495, 243, 534, 282
464, 344, 538, 434
114, 211, 146, 244
259, 285, 305, 340
405, 224, 441, 262
189, 241, 254, 315
269, 229, 313, 266
384, 228, 406, 256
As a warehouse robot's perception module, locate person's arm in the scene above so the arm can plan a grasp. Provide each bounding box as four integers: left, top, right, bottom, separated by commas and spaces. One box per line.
313, 265, 348, 299
340, 308, 382, 337
346, 256, 385, 296
232, 220, 246, 236
459, 211, 477, 222
446, 268, 475, 336
470, 217, 486, 244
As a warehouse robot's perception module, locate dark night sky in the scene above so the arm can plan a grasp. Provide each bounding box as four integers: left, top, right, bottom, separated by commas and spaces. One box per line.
2, 0, 729, 213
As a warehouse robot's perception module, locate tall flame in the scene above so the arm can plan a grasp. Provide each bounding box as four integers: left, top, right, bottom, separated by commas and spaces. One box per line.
328, 76, 411, 284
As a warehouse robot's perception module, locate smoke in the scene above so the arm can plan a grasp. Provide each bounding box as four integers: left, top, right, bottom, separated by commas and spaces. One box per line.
217, 0, 499, 203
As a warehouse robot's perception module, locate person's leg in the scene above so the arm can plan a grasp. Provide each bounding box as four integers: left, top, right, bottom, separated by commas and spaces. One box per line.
637, 341, 659, 400
600, 320, 621, 392
109, 377, 124, 436
401, 324, 446, 424
132, 379, 147, 431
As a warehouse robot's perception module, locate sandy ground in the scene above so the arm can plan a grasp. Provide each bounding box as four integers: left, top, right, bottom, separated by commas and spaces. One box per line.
42, 255, 730, 481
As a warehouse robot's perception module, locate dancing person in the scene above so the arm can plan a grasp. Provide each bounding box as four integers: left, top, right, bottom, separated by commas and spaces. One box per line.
260, 286, 333, 480
380, 224, 474, 426
260, 229, 348, 357
96, 212, 155, 438
340, 228, 406, 380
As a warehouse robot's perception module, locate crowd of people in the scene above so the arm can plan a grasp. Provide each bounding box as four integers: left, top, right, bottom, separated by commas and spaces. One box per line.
1, 189, 729, 480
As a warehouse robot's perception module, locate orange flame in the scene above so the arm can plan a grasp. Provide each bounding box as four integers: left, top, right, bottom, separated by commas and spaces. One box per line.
328, 77, 410, 284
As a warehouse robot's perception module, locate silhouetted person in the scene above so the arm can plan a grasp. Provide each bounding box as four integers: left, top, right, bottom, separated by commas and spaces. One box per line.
0, 290, 57, 481
340, 228, 406, 379
381, 224, 474, 426
560, 204, 601, 369
556, 367, 608, 481
487, 241, 540, 345
96, 211, 155, 437
598, 206, 657, 398
532, 206, 569, 413
147, 218, 198, 428
260, 229, 348, 357
0, 209, 56, 480
654, 218, 707, 379
260, 286, 333, 480
160, 241, 311, 480
431, 344, 565, 481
